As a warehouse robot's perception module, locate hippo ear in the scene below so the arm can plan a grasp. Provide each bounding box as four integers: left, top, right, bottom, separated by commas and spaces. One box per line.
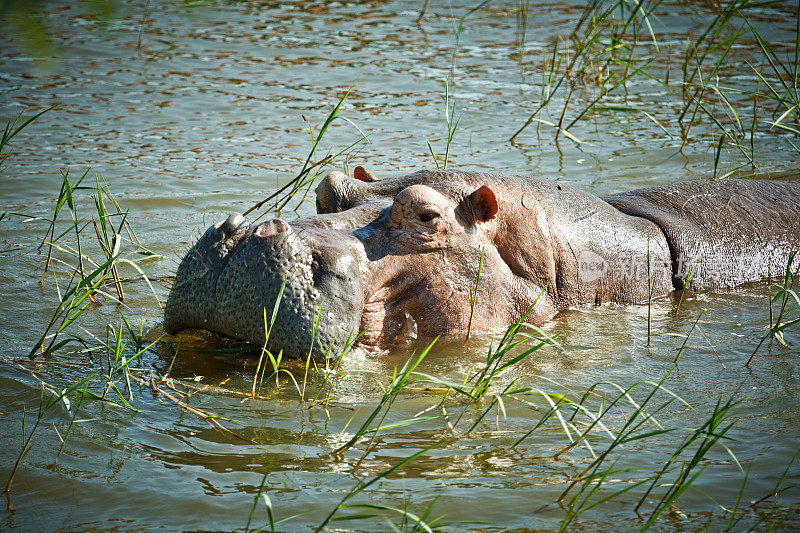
466, 185, 499, 223
353, 165, 380, 182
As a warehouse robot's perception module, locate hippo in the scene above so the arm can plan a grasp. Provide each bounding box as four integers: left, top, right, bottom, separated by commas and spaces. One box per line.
164, 168, 800, 360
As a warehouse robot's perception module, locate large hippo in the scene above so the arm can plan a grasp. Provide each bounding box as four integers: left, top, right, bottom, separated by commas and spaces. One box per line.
164, 168, 800, 360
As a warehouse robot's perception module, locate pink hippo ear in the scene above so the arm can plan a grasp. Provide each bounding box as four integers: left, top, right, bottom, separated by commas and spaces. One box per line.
353, 165, 380, 182
468, 185, 499, 222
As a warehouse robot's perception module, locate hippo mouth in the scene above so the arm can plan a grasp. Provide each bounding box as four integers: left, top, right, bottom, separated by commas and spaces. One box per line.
164, 213, 365, 361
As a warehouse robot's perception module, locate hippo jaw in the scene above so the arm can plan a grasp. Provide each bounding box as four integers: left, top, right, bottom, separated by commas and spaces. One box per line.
164, 214, 365, 361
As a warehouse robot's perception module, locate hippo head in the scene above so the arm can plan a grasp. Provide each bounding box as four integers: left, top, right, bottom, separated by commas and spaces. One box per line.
164, 168, 559, 360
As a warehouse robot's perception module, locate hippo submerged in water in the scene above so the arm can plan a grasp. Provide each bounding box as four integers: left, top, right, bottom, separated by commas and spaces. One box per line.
164, 168, 800, 360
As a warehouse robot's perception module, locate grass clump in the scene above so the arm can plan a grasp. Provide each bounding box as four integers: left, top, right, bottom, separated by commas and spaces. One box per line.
1, 109, 169, 493
30, 170, 160, 358
239, 294, 796, 531
508, 0, 800, 175
243, 86, 370, 220
747, 250, 800, 366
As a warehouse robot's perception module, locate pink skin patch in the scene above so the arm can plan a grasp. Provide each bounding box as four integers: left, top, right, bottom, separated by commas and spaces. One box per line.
255, 219, 290, 238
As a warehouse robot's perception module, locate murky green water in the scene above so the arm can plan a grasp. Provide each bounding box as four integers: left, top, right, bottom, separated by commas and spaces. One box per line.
1, 0, 799, 531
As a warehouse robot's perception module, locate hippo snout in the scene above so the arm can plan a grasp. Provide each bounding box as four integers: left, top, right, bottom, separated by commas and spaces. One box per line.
165, 213, 365, 361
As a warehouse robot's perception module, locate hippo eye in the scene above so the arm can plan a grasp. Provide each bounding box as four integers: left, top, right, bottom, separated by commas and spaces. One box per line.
418, 212, 439, 223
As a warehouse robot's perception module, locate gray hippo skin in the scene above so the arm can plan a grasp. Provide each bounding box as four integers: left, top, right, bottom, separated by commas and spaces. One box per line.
164, 168, 800, 360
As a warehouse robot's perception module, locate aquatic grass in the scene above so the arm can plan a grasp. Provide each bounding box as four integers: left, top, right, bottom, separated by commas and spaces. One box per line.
673, 302, 708, 364
344, 300, 567, 439
505, 305, 753, 530
747, 250, 800, 366
29, 253, 117, 358
334, 499, 462, 532
555, 371, 737, 530
0, 106, 55, 171
399, 303, 566, 439
509, 0, 600, 141
416, 0, 429, 23
247, 475, 275, 533
338, 304, 563, 439
34, 168, 159, 296
462, 297, 561, 402
2, 361, 143, 493
121, 315, 147, 354
295, 306, 367, 408
251, 278, 302, 397
667, 0, 799, 166
246, 468, 310, 533
533, 35, 564, 139
509, 378, 655, 460
743, 449, 799, 527
678, 6, 750, 151
510, 0, 667, 142
555, 378, 682, 488
739, 9, 800, 146
4, 375, 94, 493
29, 197, 134, 358
426, 79, 460, 170
37, 168, 93, 284
678, 0, 748, 114
331, 342, 437, 459
513, 0, 530, 67
448, 0, 493, 75
1, 129, 190, 493
686, 84, 755, 178
295, 322, 756, 531
52, 393, 83, 467
305, 325, 363, 410
225, 284, 793, 531
635, 396, 742, 529
509, 0, 800, 173
562, 58, 668, 139
465, 245, 485, 341
89, 174, 162, 303
516, 377, 688, 466
98, 318, 164, 407
23, 162, 163, 360
315, 445, 438, 532
243, 86, 371, 220
721, 463, 753, 531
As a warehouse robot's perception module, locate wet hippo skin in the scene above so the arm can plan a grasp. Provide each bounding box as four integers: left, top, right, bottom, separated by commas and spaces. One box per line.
164, 168, 800, 360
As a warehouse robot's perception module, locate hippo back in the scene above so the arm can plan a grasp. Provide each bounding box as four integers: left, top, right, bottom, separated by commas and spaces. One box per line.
604, 178, 800, 290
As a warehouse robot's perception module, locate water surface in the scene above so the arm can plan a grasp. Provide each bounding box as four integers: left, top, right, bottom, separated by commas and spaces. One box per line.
1, 0, 799, 531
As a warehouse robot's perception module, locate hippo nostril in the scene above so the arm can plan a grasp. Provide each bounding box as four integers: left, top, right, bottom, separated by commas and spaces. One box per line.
255, 218, 290, 238
219, 213, 245, 237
